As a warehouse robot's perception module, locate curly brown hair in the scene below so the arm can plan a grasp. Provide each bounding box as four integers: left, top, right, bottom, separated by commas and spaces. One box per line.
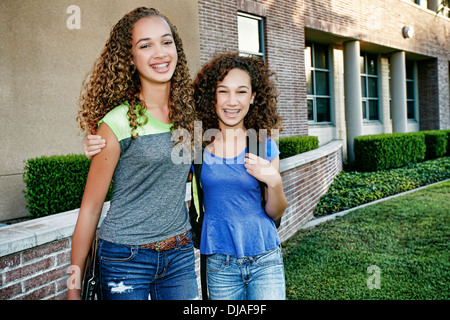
77, 7, 194, 140
192, 53, 282, 141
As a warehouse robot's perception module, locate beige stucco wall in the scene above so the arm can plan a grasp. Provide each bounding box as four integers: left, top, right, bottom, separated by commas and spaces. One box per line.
0, 0, 201, 221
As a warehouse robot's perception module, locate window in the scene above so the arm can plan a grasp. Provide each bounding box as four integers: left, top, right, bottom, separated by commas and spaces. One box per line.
360, 53, 379, 121
305, 42, 331, 123
238, 12, 265, 58
406, 60, 416, 120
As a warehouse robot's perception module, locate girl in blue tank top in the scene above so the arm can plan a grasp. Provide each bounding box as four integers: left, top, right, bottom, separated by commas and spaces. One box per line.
192, 53, 288, 300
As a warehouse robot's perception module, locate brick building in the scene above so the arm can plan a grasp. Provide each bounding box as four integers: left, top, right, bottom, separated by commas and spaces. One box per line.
198, 0, 450, 161
0, 0, 449, 300
0, 0, 449, 222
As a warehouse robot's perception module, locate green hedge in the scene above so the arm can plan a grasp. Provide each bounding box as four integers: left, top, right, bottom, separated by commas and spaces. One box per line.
422, 130, 448, 160
23, 154, 113, 219
313, 156, 450, 217
22, 135, 318, 219
445, 129, 450, 156
354, 132, 425, 172
279, 135, 319, 159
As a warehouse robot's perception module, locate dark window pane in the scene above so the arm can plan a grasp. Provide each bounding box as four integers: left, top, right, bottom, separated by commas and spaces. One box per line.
314, 44, 328, 69
315, 71, 329, 96
406, 61, 414, 80
407, 101, 415, 119
407, 81, 414, 99
368, 77, 378, 98
307, 99, 314, 121
368, 100, 379, 120
316, 98, 330, 122
367, 55, 377, 75
361, 77, 367, 97
389, 100, 392, 120
362, 100, 367, 119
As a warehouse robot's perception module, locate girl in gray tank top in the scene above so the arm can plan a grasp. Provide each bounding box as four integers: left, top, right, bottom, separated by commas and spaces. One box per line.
69, 7, 198, 300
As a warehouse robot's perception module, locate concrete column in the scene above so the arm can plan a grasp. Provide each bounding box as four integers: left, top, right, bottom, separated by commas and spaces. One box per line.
380, 56, 393, 134
333, 47, 348, 162
391, 51, 408, 133
344, 40, 363, 163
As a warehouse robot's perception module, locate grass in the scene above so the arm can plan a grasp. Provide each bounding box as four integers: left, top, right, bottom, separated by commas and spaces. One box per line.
282, 180, 450, 300
314, 157, 450, 217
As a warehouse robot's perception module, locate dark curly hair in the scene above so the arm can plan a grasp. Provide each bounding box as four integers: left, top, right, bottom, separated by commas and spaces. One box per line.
192, 53, 282, 142
77, 7, 194, 140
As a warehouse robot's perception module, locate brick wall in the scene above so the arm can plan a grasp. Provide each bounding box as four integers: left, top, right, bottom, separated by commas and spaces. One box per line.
418, 59, 440, 131
303, 0, 450, 59
0, 239, 71, 300
262, 0, 307, 137
302, 0, 450, 132
197, 0, 308, 137
198, 0, 450, 138
0, 141, 342, 300
278, 141, 343, 241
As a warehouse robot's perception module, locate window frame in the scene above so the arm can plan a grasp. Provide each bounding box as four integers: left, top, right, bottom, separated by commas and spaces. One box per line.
237, 12, 265, 59
406, 60, 417, 121
305, 41, 332, 124
360, 53, 380, 122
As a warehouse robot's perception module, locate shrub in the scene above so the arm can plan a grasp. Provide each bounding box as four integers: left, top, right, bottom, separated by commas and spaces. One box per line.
313, 156, 450, 217
354, 132, 425, 171
279, 135, 319, 159
23, 154, 113, 219
422, 130, 448, 160
444, 129, 450, 156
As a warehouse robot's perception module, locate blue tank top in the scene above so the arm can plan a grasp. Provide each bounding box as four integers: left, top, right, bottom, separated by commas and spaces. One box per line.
199, 138, 280, 258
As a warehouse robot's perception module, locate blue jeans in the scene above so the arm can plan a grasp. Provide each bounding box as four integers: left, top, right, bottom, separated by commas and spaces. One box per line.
206, 246, 286, 300
97, 232, 199, 300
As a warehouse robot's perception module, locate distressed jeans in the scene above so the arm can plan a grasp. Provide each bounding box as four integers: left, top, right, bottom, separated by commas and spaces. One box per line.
97, 232, 199, 300
206, 246, 286, 300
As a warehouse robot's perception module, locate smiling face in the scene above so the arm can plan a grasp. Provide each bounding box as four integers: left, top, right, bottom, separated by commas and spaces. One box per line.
215, 68, 256, 131
130, 16, 178, 86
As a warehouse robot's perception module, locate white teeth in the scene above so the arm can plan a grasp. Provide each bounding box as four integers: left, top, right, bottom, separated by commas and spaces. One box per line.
224, 110, 240, 114
152, 63, 169, 69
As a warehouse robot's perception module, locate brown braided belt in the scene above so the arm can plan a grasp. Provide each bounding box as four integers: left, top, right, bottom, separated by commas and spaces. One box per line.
139, 231, 190, 252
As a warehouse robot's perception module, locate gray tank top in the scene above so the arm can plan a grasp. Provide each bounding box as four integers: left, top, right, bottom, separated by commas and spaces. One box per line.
97, 102, 191, 245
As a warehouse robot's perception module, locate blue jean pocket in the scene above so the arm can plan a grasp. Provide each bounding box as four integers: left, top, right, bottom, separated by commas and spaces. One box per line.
98, 239, 136, 262
255, 246, 283, 267
207, 255, 228, 273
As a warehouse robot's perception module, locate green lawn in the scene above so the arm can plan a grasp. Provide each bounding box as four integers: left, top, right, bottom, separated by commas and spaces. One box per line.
282, 180, 450, 300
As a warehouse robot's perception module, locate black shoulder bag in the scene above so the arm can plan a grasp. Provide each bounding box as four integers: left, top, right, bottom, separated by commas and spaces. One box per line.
81, 236, 99, 300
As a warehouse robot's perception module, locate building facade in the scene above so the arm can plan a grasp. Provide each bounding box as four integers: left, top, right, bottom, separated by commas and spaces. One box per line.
0, 0, 202, 222
198, 0, 450, 162
0, 0, 449, 221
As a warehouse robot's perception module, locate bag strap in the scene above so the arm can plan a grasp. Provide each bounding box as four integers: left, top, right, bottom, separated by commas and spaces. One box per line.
192, 151, 208, 300
246, 134, 267, 205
